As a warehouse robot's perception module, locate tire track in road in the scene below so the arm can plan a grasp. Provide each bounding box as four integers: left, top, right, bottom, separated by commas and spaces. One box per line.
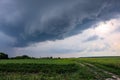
83, 63, 120, 80
79, 63, 108, 80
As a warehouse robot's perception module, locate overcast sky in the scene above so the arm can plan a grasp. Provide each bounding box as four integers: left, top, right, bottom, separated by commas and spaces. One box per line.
0, 0, 120, 57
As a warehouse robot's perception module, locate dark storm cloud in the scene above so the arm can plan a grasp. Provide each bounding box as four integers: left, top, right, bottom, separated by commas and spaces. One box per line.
0, 32, 15, 56
0, 0, 120, 47
0, 32, 15, 48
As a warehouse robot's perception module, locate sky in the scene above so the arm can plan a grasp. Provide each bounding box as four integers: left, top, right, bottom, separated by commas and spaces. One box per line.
0, 0, 120, 57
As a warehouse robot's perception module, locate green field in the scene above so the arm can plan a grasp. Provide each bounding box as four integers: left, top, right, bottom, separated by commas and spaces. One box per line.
0, 57, 120, 80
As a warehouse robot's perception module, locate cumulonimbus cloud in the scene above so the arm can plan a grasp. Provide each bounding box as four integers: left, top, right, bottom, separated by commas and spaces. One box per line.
0, 0, 120, 47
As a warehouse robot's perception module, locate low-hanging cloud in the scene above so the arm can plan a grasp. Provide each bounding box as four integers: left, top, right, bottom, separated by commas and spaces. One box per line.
0, 0, 120, 47
83, 35, 100, 42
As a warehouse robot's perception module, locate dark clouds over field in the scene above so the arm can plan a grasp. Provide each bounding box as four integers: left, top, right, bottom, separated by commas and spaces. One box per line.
0, 0, 120, 57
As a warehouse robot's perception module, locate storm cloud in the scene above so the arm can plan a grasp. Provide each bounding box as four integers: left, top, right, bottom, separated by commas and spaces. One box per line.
0, 0, 120, 47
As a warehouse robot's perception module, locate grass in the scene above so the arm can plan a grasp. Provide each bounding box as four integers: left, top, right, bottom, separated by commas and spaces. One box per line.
0, 59, 74, 64
0, 57, 120, 80
0, 59, 78, 73
77, 57, 120, 75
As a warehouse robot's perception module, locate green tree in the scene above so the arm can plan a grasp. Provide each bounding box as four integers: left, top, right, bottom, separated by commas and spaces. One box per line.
0, 52, 8, 59
13, 55, 31, 59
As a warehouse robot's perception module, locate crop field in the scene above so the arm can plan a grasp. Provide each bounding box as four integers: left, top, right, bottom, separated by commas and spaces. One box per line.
0, 57, 120, 80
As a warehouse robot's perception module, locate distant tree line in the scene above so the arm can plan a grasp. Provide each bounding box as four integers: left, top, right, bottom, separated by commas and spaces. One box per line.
0, 52, 61, 59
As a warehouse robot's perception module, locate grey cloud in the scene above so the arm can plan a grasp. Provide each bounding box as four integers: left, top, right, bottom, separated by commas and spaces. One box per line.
0, 32, 15, 47
84, 35, 99, 42
0, 32, 15, 56
0, 0, 120, 47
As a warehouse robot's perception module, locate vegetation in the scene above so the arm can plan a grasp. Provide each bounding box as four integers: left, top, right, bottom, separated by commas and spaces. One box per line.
12, 55, 32, 59
0, 59, 78, 73
0, 52, 8, 59
0, 53, 119, 80
78, 57, 120, 75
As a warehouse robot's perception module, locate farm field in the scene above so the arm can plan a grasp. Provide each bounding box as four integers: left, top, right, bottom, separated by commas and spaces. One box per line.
0, 57, 120, 80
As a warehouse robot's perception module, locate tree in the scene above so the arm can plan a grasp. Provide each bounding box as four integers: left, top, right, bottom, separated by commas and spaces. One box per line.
13, 55, 31, 59
0, 52, 8, 59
